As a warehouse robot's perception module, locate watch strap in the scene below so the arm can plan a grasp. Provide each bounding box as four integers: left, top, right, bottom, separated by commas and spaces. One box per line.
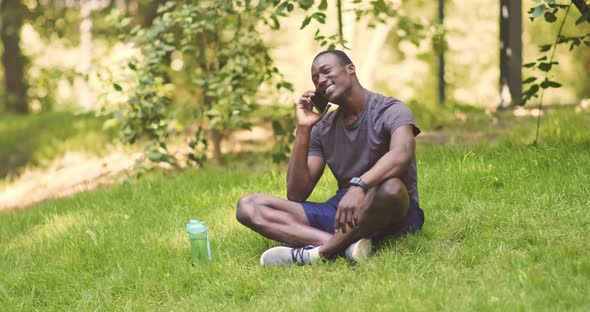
348, 177, 369, 194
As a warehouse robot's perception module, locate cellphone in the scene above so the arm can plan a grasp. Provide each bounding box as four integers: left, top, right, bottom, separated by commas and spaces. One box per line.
310, 92, 329, 112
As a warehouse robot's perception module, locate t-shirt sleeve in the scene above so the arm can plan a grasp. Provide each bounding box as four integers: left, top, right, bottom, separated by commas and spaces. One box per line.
382, 100, 421, 137
308, 124, 324, 158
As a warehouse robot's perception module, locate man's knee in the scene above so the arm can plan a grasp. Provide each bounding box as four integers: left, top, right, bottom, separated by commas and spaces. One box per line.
376, 178, 408, 203
236, 194, 260, 226
372, 178, 409, 222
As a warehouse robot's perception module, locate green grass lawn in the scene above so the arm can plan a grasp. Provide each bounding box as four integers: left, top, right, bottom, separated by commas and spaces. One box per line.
1, 109, 589, 311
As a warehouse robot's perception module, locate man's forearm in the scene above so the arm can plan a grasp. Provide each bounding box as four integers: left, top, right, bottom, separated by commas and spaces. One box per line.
286, 126, 314, 201
360, 145, 413, 189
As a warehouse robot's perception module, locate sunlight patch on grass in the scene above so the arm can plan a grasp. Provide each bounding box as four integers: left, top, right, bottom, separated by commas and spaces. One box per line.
159, 229, 187, 252
4, 211, 90, 251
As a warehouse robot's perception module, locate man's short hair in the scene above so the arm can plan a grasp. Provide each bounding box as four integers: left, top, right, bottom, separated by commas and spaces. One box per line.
313, 50, 353, 65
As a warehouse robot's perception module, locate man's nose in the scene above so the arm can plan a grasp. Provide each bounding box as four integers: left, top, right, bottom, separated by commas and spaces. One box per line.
317, 76, 329, 90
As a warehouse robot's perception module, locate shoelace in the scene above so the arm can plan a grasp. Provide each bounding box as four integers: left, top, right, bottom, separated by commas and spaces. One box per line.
291, 246, 313, 264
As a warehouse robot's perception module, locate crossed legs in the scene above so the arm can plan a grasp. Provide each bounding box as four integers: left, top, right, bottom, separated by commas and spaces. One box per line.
236, 178, 409, 259
235, 193, 332, 247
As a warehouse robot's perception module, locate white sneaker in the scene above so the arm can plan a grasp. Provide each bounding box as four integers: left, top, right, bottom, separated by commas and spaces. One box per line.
345, 238, 372, 262
260, 245, 319, 266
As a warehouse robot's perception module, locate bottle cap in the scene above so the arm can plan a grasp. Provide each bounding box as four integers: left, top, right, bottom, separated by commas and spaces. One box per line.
186, 220, 207, 234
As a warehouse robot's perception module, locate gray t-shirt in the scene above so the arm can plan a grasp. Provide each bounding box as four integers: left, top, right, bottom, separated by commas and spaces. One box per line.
308, 90, 421, 205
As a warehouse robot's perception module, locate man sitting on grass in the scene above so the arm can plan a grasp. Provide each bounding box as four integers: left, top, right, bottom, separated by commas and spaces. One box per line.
236, 50, 424, 266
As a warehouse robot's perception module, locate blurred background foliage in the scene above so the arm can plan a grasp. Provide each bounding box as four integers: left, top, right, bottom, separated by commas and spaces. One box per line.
1, 0, 589, 176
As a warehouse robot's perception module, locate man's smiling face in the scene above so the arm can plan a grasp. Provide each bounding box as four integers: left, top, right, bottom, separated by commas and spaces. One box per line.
311, 53, 355, 102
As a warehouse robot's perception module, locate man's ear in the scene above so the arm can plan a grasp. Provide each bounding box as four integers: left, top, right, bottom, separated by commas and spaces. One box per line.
346, 63, 356, 75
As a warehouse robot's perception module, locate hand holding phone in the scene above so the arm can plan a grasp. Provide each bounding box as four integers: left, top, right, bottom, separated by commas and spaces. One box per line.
310, 91, 329, 113
296, 90, 331, 127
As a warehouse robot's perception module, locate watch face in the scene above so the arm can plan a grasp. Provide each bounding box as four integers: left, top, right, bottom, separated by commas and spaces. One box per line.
351, 177, 361, 184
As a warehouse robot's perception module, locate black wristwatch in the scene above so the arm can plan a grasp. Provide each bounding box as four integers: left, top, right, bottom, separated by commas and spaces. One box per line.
348, 177, 369, 194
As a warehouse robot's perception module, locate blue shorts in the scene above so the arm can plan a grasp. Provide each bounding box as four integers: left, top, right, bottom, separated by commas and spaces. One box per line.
302, 188, 424, 240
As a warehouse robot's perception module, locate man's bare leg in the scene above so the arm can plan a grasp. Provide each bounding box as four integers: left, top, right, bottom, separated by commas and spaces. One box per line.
318, 178, 410, 257
236, 193, 332, 247
237, 178, 409, 265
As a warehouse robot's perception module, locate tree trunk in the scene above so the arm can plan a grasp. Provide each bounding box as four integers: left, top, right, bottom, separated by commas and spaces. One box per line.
210, 129, 223, 165
341, 0, 356, 59
196, 33, 222, 165
358, 21, 394, 90
139, 0, 164, 27
499, 0, 522, 107
1, 0, 28, 114
115, 0, 127, 14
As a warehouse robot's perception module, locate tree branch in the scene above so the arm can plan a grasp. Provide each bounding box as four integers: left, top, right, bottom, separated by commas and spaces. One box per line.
533, 3, 572, 146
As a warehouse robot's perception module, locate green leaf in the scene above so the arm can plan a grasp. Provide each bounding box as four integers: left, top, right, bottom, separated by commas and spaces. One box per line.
279, 81, 294, 91
270, 15, 280, 29
298, 0, 314, 10
544, 11, 557, 23
569, 38, 581, 51
156, 1, 176, 14
523, 62, 536, 68
311, 12, 326, 24
272, 120, 285, 135
113, 83, 123, 91
539, 44, 552, 52
148, 149, 165, 162
121, 17, 133, 28
520, 84, 540, 105
530, 4, 546, 19
538, 62, 553, 71
300, 15, 312, 29
527, 84, 540, 95
318, 0, 328, 11
540, 79, 562, 89
522, 77, 537, 84
584, 41, 590, 47
537, 55, 547, 61
275, 1, 289, 15
531, 83, 540, 93
128, 62, 137, 71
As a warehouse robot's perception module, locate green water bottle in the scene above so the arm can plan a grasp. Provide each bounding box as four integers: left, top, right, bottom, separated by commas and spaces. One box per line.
186, 220, 211, 263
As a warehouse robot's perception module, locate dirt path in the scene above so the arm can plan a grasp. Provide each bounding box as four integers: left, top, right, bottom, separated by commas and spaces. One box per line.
0, 150, 143, 211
